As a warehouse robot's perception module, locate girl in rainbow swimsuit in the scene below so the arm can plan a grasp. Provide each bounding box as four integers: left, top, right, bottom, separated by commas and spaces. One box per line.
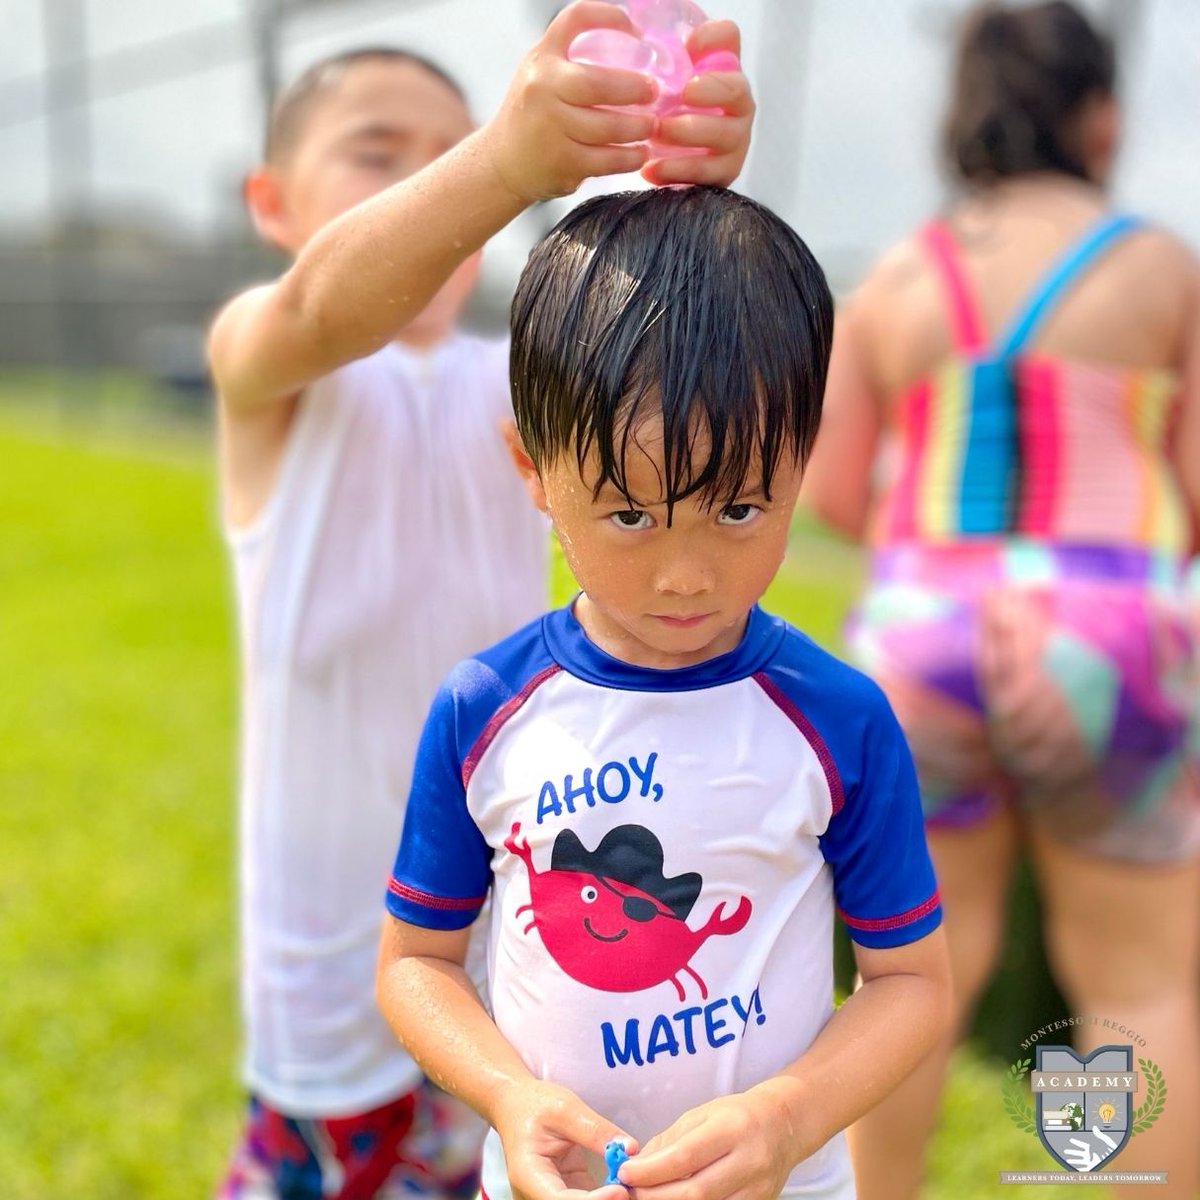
804, 3, 1200, 1197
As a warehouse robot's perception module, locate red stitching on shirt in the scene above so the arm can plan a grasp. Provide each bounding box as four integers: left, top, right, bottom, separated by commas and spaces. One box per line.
387, 877, 485, 912
839, 890, 941, 933
752, 672, 846, 815
461, 663, 562, 788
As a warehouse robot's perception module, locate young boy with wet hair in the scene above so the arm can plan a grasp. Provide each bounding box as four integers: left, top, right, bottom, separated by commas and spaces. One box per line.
376, 185, 952, 1200
208, 3, 753, 1196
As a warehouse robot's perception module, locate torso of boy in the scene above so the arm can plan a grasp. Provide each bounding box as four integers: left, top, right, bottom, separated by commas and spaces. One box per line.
227, 333, 548, 1117
854, 178, 1194, 404
388, 605, 942, 1199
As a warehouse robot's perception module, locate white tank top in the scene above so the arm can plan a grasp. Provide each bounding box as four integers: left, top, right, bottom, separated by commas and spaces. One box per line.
226, 333, 547, 1116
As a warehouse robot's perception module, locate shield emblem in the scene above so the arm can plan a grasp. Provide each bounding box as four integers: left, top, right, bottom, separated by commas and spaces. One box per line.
1035, 1045, 1133, 1172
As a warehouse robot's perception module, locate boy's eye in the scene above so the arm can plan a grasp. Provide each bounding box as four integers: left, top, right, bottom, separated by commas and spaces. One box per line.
353, 153, 395, 170
717, 503, 762, 526
609, 509, 654, 530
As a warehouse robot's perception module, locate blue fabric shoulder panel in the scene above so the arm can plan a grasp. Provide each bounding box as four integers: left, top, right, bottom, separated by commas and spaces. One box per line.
759, 628, 943, 950
384, 614, 556, 931
447, 614, 558, 764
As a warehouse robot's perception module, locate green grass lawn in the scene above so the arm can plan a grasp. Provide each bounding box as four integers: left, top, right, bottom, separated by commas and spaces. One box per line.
1, 412, 240, 1197
0, 407, 1107, 1198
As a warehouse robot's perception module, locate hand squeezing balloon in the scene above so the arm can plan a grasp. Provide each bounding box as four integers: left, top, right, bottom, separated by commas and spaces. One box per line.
568, 0, 740, 157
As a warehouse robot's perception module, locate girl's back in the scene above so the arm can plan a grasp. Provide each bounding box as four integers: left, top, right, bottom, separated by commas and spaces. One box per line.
857, 182, 1193, 403
827, 180, 1199, 554
808, 0, 1200, 550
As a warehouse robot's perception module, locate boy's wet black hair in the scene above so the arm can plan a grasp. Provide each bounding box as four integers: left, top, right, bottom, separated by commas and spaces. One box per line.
265, 47, 466, 162
510, 186, 833, 520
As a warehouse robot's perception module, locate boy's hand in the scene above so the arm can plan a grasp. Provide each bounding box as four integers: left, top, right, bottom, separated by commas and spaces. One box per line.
615, 1085, 802, 1200
645, 20, 755, 188
494, 1078, 637, 1200
482, 2, 658, 202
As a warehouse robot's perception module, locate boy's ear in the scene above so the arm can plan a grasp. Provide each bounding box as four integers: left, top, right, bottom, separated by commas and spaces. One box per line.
501, 419, 549, 514
243, 166, 295, 252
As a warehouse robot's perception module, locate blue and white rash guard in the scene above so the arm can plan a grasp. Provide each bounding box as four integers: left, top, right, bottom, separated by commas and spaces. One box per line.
386, 603, 941, 1199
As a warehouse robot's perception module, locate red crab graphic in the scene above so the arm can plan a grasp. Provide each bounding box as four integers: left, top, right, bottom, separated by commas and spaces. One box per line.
504, 821, 751, 1002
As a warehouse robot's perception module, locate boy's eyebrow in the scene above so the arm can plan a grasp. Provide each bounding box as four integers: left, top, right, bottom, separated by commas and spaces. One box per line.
590, 483, 772, 507
338, 120, 419, 144
592, 482, 656, 507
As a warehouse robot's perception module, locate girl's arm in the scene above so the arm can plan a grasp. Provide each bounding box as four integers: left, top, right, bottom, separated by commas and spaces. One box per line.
800, 298, 883, 542
1171, 253, 1200, 556
376, 916, 634, 1200
615, 928, 952, 1200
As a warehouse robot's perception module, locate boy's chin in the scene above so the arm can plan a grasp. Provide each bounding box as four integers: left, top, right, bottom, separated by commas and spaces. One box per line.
392, 309, 460, 350
633, 613, 745, 666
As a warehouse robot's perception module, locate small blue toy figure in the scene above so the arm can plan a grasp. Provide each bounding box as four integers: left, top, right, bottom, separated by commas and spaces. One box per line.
604, 1139, 630, 1187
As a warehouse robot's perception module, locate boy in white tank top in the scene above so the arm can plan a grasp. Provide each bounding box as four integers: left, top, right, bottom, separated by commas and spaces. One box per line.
206, 4, 754, 1196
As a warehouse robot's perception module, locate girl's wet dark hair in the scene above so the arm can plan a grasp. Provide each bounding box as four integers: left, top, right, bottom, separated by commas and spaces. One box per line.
510, 187, 833, 520
944, 1, 1116, 184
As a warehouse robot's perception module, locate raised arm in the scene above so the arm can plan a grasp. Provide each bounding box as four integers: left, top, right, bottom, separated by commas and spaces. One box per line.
208, 2, 657, 415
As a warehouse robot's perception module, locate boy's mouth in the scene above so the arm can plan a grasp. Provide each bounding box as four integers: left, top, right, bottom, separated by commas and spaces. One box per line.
653, 613, 713, 629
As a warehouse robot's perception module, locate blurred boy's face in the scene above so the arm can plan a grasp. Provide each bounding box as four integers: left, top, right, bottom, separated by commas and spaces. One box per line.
248, 58, 479, 344
516, 416, 803, 670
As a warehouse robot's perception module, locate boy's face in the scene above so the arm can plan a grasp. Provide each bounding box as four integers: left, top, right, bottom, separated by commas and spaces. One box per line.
266, 58, 474, 248
248, 58, 479, 343
517, 416, 803, 670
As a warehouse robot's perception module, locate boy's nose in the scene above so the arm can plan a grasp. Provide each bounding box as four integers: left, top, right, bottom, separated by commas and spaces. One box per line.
653, 554, 714, 597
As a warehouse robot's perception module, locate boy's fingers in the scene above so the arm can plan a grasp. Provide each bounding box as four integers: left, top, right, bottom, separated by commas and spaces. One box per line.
657, 111, 745, 152
561, 103, 656, 149
680, 72, 754, 116
582, 142, 651, 179
557, 60, 658, 109
537, 1092, 640, 1161
617, 1124, 727, 1188
620, 1162, 744, 1200
685, 17, 742, 62
543, 0, 638, 53
641, 154, 738, 187
511, 1163, 621, 1200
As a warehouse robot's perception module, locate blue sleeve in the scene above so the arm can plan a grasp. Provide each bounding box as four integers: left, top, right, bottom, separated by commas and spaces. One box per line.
818, 691, 942, 949
385, 618, 557, 931
386, 677, 493, 932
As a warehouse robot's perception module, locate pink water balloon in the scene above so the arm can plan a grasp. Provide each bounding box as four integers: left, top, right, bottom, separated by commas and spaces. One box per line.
567, 0, 739, 156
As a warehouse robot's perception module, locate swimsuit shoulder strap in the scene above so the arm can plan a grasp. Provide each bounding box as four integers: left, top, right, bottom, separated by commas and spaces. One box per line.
997, 213, 1144, 357
919, 218, 988, 355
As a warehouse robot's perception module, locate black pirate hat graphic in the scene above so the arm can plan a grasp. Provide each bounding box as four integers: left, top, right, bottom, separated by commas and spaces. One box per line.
550, 824, 702, 921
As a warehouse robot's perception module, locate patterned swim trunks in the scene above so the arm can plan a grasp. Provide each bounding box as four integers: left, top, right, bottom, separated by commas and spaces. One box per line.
847, 541, 1200, 863
218, 1080, 484, 1200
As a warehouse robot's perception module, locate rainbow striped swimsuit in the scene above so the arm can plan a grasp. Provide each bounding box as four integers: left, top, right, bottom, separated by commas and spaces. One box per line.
848, 214, 1200, 863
